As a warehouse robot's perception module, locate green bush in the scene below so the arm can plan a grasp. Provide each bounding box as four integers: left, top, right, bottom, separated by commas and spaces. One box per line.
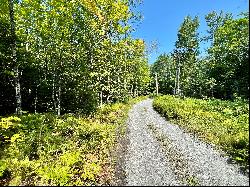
153, 95, 249, 166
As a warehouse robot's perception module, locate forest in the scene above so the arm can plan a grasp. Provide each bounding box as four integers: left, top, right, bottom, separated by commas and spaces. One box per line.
0, 0, 151, 116
0, 0, 249, 185
150, 11, 249, 100
0, 1, 249, 116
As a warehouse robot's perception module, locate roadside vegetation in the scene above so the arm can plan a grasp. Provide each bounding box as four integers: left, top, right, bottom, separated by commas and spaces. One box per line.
0, 0, 248, 185
153, 95, 249, 167
0, 96, 146, 186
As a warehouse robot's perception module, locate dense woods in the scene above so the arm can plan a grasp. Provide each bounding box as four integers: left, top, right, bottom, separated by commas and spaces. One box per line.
0, 0, 150, 116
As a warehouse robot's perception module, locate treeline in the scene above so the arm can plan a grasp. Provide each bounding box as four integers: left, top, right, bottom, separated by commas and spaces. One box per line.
151, 11, 249, 100
0, 0, 151, 116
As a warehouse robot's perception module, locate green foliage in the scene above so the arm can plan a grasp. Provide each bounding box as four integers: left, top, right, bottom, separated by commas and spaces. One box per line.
151, 16, 201, 98
151, 11, 248, 100
174, 15, 200, 96
0, 116, 21, 147
150, 53, 175, 95
0, 0, 150, 116
175, 15, 200, 54
153, 95, 249, 167
207, 12, 249, 99
0, 96, 146, 185
204, 11, 233, 42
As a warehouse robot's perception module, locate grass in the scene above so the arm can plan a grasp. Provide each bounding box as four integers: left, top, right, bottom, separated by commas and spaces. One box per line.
153, 95, 249, 168
0, 96, 147, 186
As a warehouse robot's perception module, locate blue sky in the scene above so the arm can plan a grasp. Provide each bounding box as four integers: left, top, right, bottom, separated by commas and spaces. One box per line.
132, 0, 249, 64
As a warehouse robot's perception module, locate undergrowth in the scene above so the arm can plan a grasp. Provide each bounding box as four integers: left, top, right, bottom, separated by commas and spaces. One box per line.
0, 96, 147, 186
153, 95, 249, 168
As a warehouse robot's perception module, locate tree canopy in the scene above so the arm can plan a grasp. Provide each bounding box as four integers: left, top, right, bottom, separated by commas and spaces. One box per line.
0, 0, 151, 116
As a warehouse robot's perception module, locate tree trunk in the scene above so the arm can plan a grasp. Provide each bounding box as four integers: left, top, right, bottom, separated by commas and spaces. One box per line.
52, 72, 56, 111
57, 84, 61, 116
174, 57, 180, 96
174, 64, 177, 95
155, 73, 159, 96
134, 86, 138, 97
100, 90, 103, 107
130, 84, 133, 97
34, 85, 38, 113
177, 64, 180, 95
211, 86, 214, 98
107, 95, 112, 103
9, 0, 22, 115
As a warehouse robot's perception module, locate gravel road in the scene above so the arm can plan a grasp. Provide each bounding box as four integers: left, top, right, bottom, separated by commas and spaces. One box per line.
123, 99, 249, 186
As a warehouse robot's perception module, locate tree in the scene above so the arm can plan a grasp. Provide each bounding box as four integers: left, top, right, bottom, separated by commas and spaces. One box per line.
207, 12, 249, 99
0, 1, 15, 115
150, 53, 175, 95
0, 0, 151, 116
9, 0, 22, 115
204, 11, 232, 43
174, 15, 200, 96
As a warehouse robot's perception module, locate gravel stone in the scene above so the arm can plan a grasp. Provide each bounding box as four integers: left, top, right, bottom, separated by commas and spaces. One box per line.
124, 98, 249, 186
124, 99, 181, 186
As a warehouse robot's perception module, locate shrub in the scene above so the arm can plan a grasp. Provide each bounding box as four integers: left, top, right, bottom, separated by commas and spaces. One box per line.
0, 96, 147, 185
153, 95, 249, 166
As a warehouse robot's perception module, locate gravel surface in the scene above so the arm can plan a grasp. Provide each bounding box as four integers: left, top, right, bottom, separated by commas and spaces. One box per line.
124, 98, 249, 186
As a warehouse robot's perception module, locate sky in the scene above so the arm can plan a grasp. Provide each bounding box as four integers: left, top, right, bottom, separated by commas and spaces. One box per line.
131, 0, 249, 64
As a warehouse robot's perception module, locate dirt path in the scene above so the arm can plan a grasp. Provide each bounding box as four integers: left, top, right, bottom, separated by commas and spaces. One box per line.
119, 99, 249, 186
